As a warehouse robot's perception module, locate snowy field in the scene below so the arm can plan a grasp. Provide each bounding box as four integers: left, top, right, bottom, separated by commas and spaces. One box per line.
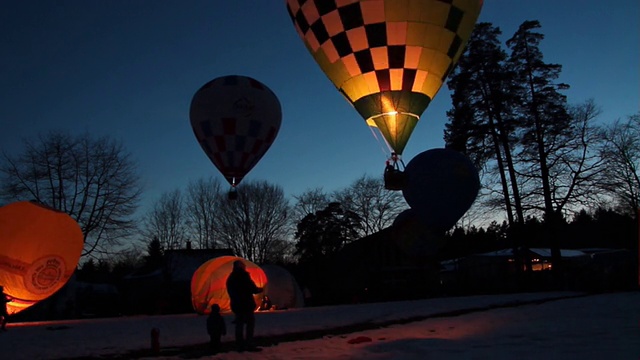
1, 291, 638, 359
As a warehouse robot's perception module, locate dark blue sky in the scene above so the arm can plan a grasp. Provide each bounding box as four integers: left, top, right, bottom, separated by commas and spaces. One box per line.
2, 0, 638, 214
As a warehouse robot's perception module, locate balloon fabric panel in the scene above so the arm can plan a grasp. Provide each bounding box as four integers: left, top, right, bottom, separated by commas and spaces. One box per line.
286, 0, 482, 154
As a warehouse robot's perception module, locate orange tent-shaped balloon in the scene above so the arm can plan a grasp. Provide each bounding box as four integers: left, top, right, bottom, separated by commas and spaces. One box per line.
191, 256, 267, 314
0, 201, 83, 314
286, 0, 483, 156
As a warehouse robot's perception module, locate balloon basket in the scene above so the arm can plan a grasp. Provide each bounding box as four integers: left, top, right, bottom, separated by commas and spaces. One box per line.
384, 168, 406, 191
228, 189, 238, 200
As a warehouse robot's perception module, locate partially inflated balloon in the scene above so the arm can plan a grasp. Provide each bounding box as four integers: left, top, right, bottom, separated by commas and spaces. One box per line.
190, 75, 282, 187
286, 0, 483, 155
0, 201, 83, 314
392, 208, 443, 258
261, 264, 305, 309
191, 256, 267, 314
402, 148, 479, 231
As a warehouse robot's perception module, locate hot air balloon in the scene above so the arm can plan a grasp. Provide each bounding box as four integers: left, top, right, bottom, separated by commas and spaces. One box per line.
191, 256, 267, 314
402, 148, 480, 231
0, 201, 83, 315
392, 208, 444, 259
190, 75, 282, 199
286, 0, 483, 189
261, 264, 305, 309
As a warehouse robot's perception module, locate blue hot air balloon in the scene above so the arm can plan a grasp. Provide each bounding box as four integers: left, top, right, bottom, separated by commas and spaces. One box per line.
402, 148, 480, 231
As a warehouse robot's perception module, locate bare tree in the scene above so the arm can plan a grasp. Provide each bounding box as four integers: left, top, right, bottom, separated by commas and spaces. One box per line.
184, 177, 222, 249
333, 175, 407, 237
212, 180, 290, 263
291, 187, 331, 225
263, 239, 297, 265
0, 131, 142, 257
295, 202, 362, 263
600, 112, 640, 219
516, 100, 606, 218
142, 189, 188, 250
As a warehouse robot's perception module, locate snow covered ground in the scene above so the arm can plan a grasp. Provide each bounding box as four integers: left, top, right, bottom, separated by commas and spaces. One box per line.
1, 291, 638, 359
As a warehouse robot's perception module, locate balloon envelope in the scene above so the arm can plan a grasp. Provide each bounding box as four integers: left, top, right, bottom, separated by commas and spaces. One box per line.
402, 148, 480, 231
0, 201, 83, 314
261, 264, 305, 309
392, 208, 443, 258
286, 0, 483, 154
190, 75, 282, 186
191, 256, 267, 314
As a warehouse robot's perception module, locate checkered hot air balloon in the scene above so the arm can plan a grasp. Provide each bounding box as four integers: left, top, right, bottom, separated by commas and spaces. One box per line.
285, 0, 483, 156
190, 76, 282, 190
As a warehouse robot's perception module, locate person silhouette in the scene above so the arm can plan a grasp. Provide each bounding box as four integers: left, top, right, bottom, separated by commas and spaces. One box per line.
259, 295, 272, 311
226, 260, 263, 352
206, 303, 226, 353
0, 286, 13, 331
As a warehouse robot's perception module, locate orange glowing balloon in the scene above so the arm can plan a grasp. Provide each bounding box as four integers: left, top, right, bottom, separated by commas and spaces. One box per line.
190, 256, 267, 314
0, 201, 83, 314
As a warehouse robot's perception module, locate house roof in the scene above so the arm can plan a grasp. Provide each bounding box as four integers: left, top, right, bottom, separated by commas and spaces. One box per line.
529, 248, 586, 258
165, 248, 234, 282
473, 248, 587, 258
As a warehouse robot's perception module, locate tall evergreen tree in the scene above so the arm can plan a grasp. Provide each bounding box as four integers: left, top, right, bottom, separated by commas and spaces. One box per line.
446, 23, 526, 258
506, 20, 570, 278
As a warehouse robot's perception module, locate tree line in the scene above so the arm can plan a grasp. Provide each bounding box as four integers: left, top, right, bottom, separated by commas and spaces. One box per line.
443, 20, 639, 275
0, 131, 407, 268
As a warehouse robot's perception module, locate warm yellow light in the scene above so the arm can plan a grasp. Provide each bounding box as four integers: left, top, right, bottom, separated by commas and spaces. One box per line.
386, 114, 398, 137
191, 256, 267, 314
380, 96, 396, 114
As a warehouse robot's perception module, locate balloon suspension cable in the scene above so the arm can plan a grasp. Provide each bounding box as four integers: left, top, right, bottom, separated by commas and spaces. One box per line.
368, 122, 394, 159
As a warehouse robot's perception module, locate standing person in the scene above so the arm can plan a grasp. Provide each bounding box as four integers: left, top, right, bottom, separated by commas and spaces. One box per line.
0, 286, 13, 331
206, 304, 226, 354
226, 260, 263, 352
259, 295, 272, 311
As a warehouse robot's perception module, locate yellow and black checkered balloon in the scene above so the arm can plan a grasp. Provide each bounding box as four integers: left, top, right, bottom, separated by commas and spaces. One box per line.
286, 0, 483, 154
